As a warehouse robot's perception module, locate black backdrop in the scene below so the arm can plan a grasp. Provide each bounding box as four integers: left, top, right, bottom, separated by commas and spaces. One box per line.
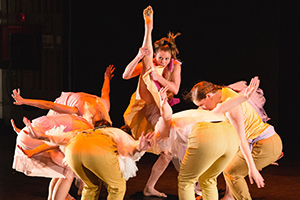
67, 1, 299, 159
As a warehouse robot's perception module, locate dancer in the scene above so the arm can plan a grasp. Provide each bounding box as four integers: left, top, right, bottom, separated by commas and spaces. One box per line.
11, 65, 115, 128
186, 79, 282, 200
12, 114, 93, 200
122, 6, 181, 197
151, 77, 260, 200
22, 119, 155, 200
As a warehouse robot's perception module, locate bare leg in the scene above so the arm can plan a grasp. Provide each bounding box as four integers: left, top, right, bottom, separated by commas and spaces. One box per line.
221, 184, 234, 200
48, 178, 59, 200
143, 152, 172, 197
52, 178, 74, 200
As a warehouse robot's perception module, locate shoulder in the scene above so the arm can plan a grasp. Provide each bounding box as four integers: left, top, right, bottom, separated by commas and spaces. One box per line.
173, 59, 182, 66
221, 88, 239, 101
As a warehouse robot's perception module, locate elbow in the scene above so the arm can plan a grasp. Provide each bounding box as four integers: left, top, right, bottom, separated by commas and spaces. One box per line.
172, 88, 179, 95
122, 73, 130, 80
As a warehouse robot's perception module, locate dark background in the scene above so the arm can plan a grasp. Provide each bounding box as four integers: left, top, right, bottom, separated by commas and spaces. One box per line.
0, 1, 298, 163
67, 1, 299, 159
1, 1, 300, 199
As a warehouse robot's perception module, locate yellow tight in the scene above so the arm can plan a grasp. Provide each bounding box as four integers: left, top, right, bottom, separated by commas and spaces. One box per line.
178, 121, 239, 200
65, 133, 126, 200
223, 133, 282, 200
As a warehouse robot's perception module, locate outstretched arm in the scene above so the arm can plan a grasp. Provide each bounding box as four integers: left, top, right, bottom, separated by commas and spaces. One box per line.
212, 76, 260, 116
226, 106, 265, 189
12, 89, 79, 115
17, 143, 58, 158
100, 65, 115, 111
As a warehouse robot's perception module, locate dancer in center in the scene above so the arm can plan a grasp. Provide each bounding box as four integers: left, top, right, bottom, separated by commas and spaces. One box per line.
122, 6, 181, 197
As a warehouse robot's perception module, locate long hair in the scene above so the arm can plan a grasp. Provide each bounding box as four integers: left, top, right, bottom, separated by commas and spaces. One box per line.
184, 81, 223, 102
154, 32, 181, 60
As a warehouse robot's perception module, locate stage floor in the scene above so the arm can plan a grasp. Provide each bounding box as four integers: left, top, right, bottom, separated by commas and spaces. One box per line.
1, 123, 299, 200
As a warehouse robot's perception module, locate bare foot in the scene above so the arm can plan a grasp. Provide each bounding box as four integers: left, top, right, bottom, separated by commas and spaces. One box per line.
143, 187, 167, 198
143, 5, 153, 30
65, 193, 75, 200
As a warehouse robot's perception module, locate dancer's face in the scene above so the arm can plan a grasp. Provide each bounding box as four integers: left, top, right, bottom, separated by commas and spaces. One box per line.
193, 93, 219, 111
154, 50, 171, 67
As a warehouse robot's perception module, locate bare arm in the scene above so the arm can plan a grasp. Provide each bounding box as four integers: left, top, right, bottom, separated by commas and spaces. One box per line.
213, 77, 260, 115
122, 48, 149, 79
150, 63, 181, 95
17, 143, 58, 158
132, 131, 155, 155
100, 65, 115, 110
226, 107, 265, 188
12, 89, 79, 115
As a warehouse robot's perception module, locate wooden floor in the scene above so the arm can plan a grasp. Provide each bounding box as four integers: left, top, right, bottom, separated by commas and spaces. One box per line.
1, 122, 300, 200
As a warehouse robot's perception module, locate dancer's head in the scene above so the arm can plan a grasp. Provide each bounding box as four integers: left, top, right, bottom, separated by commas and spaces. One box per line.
94, 119, 112, 129
154, 32, 180, 67
186, 81, 223, 110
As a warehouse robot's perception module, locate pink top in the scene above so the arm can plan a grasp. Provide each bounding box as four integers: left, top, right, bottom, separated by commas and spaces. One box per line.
47, 92, 112, 126
13, 114, 92, 178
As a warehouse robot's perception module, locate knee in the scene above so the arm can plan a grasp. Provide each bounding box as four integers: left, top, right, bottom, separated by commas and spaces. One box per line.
161, 152, 173, 162
108, 182, 126, 197
199, 177, 217, 187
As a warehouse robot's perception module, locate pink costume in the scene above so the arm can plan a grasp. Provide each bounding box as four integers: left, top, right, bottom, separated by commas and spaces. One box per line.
12, 114, 92, 178
47, 92, 112, 126
124, 59, 181, 140
228, 81, 270, 123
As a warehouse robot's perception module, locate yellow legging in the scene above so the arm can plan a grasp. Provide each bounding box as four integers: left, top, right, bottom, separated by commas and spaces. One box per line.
65, 133, 126, 200
223, 133, 282, 200
178, 121, 239, 200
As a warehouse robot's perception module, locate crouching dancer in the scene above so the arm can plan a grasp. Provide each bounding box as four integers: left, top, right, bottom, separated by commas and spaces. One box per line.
22, 119, 155, 200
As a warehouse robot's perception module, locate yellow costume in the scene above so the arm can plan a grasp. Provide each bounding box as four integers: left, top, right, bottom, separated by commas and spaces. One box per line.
124, 66, 165, 139
221, 88, 283, 200
178, 121, 239, 200
46, 127, 145, 200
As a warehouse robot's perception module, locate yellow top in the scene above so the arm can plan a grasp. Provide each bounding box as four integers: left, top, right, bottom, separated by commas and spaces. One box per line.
221, 88, 269, 139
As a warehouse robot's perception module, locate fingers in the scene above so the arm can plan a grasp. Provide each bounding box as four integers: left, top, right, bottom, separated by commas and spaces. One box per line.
17, 145, 27, 155
10, 119, 20, 134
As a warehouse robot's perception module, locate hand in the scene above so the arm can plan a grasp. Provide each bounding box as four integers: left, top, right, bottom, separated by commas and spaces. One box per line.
104, 65, 115, 80
149, 69, 160, 81
10, 119, 21, 134
137, 131, 155, 151
11, 89, 25, 105
244, 76, 260, 98
22, 117, 40, 138
159, 86, 169, 108
248, 168, 265, 188
138, 47, 151, 60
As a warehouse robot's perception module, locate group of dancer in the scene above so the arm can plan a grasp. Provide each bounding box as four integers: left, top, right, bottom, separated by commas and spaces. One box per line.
10, 5, 282, 200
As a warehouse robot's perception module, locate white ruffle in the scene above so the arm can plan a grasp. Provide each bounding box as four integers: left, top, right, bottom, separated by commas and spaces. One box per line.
45, 125, 74, 146
117, 151, 145, 180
